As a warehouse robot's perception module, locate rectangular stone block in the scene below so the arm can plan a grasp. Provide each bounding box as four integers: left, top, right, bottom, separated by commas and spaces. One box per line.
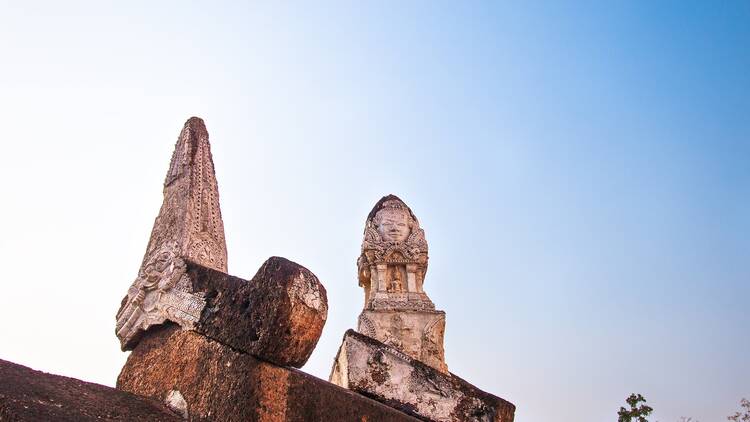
189, 256, 328, 368
0, 359, 181, 421
117, 324, 420, 422
331, 330, 515, 422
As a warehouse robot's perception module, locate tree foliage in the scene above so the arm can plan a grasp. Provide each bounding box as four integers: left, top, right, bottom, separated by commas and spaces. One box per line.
728, 398, 750, 422
618, 393, 654, 422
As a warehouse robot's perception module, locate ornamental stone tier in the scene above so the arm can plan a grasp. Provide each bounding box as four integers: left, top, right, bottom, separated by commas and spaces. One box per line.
355, 194, 447, 373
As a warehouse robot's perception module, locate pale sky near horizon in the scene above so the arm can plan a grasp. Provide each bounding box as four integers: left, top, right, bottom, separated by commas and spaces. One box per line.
0, 2, 748, 421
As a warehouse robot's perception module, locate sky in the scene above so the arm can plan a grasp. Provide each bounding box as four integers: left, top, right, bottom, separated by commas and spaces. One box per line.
0, 1, 748, 421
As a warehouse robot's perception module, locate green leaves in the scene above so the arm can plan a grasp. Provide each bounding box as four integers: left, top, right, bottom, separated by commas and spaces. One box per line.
727, 398, 750, 422
617, 393, 654, 422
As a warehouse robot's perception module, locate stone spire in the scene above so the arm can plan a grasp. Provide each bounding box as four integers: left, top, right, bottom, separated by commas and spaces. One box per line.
115, 117, 228, 350
331, 195, 515, 421
356, 194, 447, 372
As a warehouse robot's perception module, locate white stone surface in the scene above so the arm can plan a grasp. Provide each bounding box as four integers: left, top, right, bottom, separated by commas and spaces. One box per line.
165, 389, 189, 419
331, 330, 515, 422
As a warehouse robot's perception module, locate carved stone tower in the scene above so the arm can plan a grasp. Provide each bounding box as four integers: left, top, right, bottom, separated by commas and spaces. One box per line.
115, 117, 228, 350
356, 195, 447, 373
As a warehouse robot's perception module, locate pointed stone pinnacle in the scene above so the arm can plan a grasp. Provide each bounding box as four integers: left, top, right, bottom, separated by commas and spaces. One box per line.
116, 117, 228, 350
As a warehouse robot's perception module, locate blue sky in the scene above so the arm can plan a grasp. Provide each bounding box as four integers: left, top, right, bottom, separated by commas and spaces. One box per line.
0, 2, 747, 421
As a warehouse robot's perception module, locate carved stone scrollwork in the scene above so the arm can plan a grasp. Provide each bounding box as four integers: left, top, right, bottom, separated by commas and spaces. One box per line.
358, 315, 376, 338
116, 242, 206, 350
368, 298, 435, 311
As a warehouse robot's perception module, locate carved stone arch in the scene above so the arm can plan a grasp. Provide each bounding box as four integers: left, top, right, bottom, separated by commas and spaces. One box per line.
385, 249, 406, 261
384, 245, 411, 262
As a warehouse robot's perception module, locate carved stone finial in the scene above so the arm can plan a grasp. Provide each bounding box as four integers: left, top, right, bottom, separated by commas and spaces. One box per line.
355, 194, 447, 373
116, 117, 228, 350
358, 195, 430, 308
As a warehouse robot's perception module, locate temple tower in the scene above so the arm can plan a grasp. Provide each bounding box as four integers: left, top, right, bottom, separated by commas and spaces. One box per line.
356, 195, 447, 373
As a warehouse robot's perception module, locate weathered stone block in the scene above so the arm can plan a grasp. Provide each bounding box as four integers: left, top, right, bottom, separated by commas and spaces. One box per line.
0, 358, 182, 421
191, 256, 328, 368
117, 324, 420, 422
330, 330, 515, 422
122, 256, 327, 368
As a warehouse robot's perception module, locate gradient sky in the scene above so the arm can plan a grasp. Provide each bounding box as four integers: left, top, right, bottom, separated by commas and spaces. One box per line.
0, 2, 748, 421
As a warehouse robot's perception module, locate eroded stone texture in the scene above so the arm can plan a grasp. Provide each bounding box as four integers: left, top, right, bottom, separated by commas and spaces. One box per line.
116, 256, 327, 368
117, 324, 421, 422
190, 256, 328, 368
356, 195, 448, 372
0, 358, 182, 421
331, 330, 516, 422
116, 117, 228, 350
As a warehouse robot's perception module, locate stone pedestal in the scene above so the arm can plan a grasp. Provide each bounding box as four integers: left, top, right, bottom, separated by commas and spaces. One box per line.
330, 330, 515, 422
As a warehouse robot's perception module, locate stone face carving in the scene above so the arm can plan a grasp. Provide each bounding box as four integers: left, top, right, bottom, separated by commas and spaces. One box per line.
355, 195, 448, 373
116, 117, 228, 350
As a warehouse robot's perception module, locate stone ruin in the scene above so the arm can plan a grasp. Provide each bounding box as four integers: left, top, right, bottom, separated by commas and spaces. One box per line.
0, 117, 515, 421
116, 116, 229, 351
115, 117, 329, 369
112, 117, 419, 421
330, 195, 516, 422
354, 195, 447, 373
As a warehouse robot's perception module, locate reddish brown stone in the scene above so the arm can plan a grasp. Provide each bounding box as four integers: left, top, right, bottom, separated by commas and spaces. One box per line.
117, 324, 420, 422
121, 256, 327, 368
190, 256, 328, 368
0, 358, 181, 421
